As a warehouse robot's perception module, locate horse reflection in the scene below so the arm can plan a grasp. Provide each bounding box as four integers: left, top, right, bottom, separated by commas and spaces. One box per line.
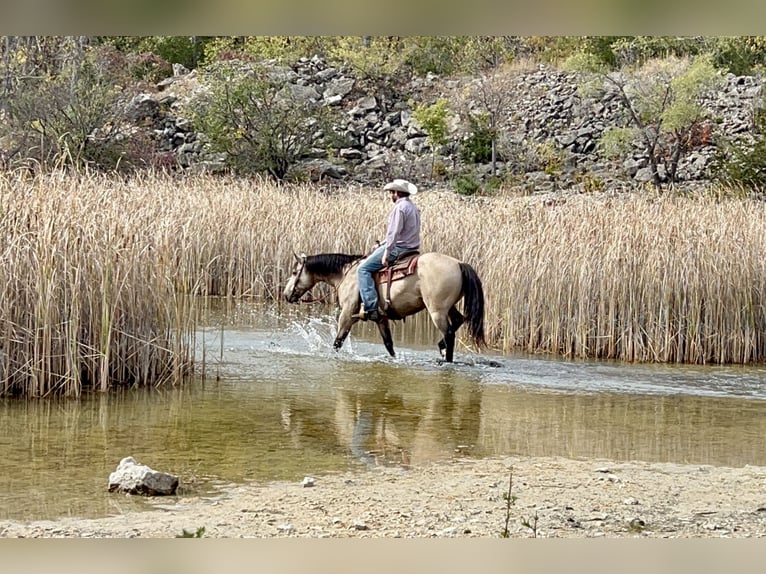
333, 381, 483, 467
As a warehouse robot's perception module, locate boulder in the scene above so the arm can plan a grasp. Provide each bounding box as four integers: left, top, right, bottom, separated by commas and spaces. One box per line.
108, 456, 179, 496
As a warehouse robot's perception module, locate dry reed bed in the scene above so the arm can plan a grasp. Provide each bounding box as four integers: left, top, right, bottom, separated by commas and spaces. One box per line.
449, 193, 766, 364
1, 172, 765, 397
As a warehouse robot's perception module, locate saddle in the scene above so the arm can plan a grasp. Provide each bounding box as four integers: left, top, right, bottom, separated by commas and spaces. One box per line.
374, 250, 419, 315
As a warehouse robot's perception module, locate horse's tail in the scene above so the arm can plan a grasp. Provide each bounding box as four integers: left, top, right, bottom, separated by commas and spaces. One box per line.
459, 262, 486, 347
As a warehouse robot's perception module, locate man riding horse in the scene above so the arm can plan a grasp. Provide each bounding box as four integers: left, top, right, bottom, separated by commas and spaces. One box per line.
356, 179, 421, 323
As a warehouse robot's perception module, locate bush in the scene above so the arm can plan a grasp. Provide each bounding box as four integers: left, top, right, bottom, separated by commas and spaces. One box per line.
711, 106, 766, 191
1, 47, 126, 171
460, 114, 495, 164
126, 52, 172, 83
454, 173, 481, 195
710, 36, 766, 75
103, 36, 209, 70
189, 61, 342, 179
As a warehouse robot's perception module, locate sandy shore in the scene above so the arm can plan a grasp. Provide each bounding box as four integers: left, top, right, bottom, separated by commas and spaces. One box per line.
2, 455, 766, 539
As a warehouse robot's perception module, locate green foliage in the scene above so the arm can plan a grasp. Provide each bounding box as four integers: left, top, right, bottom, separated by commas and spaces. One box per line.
528, 36, 627, 68
570, 53, 723, 189
460, 113, 494, 164
404, 37, 462, 75
576, 172, 607, 193
189, 61, 341, 180
711, 106, 766, 192
609, 37, 711, 67
599, 127, 638, 159
454, 173, 481, 195
710, 36, 766, 75
1, 47, 129, 171
126, 52, 172, 83
102, 36, 210, 70
240, 37, 331, 65
536, 142, 563, 177
561, 50, 609, 75
403, 37, 514, 76
412, 98, 450, 149
663, 55, 719, 128
328, 37, 408, 80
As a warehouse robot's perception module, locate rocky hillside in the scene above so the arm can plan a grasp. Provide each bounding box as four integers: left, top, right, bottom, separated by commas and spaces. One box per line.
128, 56, 765, 193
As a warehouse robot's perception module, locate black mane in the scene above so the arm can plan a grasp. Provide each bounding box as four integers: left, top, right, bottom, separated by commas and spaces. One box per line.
305, 253, 364, 275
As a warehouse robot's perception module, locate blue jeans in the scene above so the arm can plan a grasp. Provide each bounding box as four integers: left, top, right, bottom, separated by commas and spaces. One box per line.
357, 244, 404, 312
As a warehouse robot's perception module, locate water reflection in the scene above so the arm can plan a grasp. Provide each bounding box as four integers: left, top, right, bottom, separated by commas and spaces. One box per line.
2, 301, 766, 521
329, 368, 483, 467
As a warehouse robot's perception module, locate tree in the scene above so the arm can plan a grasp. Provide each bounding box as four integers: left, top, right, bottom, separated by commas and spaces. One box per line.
565, 52, 723, 190
1, 39, 128, 170
463, 66, 518, 176
189, 61, 341, 180
412, 98, 450, 180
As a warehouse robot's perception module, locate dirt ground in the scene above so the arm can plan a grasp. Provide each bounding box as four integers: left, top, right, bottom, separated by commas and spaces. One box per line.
2, 455, 766, 539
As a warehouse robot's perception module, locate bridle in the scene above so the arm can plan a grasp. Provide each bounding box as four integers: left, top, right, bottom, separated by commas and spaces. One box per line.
287, 253, 308, 303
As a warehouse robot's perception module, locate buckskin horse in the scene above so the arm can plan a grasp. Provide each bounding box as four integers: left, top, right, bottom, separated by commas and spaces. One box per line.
283, 251, 485, 362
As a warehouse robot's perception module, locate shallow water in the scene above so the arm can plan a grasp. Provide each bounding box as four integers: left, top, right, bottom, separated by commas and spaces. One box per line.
2, 301, 766, 521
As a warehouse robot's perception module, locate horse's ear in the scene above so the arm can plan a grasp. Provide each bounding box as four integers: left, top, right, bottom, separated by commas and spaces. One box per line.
293, 251, 301, 262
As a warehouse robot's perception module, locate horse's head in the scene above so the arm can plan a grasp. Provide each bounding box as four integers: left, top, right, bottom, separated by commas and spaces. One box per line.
283, 252, 312, 303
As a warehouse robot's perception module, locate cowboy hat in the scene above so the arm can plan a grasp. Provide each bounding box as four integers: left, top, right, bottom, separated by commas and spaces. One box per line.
383, 179, 418, 195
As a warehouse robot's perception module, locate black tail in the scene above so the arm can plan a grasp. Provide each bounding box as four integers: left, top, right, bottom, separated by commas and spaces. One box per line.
459, 262, 486, 347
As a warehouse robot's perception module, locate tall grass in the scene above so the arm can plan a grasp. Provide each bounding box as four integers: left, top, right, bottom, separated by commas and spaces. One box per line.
436, 192, 766, 364
2, 172, 766, 397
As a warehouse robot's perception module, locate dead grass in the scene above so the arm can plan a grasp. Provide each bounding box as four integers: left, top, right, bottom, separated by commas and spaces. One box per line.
2, 171, 764, 396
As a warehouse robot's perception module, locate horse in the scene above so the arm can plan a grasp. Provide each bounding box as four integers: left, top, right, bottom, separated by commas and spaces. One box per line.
283, 251, 485, 362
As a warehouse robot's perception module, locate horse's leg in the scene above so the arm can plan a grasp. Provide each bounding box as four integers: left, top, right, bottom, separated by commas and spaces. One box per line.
437, 307, 464, 361
427, 307, 457, 362
448, 306, 465, 332
376, 318, 396, 357
334, 306, 359, 350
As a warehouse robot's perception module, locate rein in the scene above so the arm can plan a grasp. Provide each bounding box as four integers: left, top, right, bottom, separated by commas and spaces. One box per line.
290, 256, 357, 305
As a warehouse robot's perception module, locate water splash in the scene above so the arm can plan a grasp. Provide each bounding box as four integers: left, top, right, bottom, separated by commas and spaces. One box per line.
287, 316, 340, 354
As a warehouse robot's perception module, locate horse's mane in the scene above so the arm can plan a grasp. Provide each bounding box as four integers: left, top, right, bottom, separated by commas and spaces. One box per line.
305, 253, 364, 275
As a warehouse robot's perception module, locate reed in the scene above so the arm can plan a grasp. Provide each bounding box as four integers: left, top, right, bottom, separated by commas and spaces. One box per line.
2, 172, 766, 397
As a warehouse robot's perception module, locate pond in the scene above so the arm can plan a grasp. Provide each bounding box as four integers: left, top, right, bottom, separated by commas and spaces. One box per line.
2, 301, 766, 521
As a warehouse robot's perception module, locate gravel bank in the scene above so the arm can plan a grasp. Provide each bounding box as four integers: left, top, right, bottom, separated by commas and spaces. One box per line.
2, 456, 766, 538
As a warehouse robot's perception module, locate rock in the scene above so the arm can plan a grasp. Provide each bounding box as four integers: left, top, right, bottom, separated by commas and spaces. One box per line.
124, 94, 160, 123
107, 456, 178, 496
112, 54, 766, 191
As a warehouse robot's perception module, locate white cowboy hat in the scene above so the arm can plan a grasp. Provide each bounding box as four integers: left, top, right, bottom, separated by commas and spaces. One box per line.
383, 179, 418, 195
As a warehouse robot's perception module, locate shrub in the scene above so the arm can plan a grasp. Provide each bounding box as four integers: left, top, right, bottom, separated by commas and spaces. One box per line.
454, 173, 481, 195
328, 37, 409, 80
103, 36, 210, 70
189, 61, 341, 180
460, 113, 495, 164
412, 98, 451, 179
710, 36, 766, 75
711, 105, 766, 191
566, 53, 723, 190
126, 51, 172, 83
1, 47, 126, 171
